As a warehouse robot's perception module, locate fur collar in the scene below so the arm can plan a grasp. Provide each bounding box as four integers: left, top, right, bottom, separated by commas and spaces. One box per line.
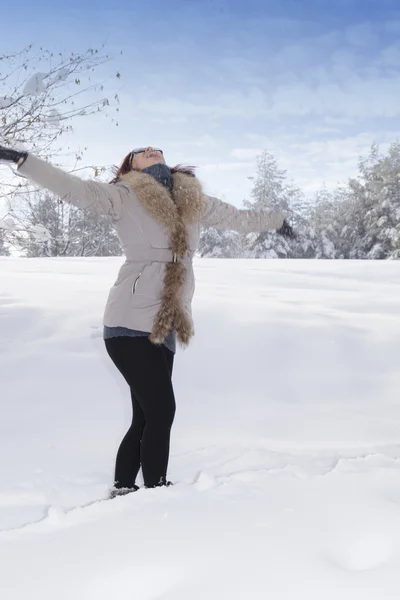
118, 169, 207, 347
120, 169, 206, 233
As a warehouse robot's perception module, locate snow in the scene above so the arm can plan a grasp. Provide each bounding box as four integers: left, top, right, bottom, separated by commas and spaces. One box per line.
0, 97, 13, 109
46, 109, 61, 127
0, 217, 15, 231
28, 224, 52, 242
22, 73, 47, 97
1, 257, 400, 599
0, 217, 51, 243
49, 67, 70, 85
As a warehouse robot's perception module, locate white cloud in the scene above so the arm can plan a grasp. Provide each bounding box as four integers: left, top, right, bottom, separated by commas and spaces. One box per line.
201, 161, 253, 172
115, 21, 400, 126
135, 88, 270, 119
135, 64, 400, 123
169, 135, 217, 148
323, 116, 355, 126
230, 148, 263, 159
268, 74, 400, 119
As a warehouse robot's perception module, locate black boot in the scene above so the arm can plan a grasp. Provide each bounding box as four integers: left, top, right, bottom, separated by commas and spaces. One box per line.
109, 485, 139, 499
145, 478, 173, 489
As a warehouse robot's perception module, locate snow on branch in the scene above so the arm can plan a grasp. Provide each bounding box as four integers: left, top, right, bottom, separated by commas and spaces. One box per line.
0, 44, 121, 151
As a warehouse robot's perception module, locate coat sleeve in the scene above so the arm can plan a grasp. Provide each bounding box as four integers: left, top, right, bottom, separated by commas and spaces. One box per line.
200, 195, 285, 233
17, 154, 123, 219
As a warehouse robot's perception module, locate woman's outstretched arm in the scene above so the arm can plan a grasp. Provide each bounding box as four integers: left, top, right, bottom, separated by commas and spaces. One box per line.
201, 195, 287, 234
0, 146, 123, 219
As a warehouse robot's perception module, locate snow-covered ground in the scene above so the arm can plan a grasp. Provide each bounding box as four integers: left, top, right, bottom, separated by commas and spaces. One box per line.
1, 256, 400, 599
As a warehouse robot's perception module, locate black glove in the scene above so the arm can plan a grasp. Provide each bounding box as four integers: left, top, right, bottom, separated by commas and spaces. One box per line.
277, 219, 296, 239
0, 144, 28, 165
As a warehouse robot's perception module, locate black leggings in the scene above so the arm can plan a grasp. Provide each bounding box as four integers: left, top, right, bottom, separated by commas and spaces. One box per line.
105, 336, 176, 489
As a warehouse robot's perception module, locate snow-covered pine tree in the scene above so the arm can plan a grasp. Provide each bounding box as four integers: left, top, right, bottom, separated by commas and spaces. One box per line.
198, 150, 310, 259
242, 150, 309, 258
197, 226, 244, 258
305, 186, 349, 259
346, 143, 400, 259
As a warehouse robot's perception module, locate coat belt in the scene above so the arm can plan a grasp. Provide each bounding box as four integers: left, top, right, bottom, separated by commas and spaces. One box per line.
125, 248, 193, 264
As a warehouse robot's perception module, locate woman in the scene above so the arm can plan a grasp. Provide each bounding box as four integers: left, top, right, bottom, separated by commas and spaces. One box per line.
0, 144, 294, 498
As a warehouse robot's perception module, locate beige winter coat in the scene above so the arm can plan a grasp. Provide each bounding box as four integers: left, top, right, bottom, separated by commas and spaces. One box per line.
18, 154, 285, 347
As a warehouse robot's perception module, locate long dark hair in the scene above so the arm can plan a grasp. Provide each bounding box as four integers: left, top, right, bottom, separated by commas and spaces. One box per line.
109, 152, 197, 184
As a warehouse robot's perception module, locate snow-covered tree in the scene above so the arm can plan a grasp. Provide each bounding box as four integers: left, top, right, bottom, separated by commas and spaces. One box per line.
304, 186, 349, 259
0, 229, 9, 256
0, 44, 120, 170
0, 212, 50, 254
346, 143, 400, 259
244, 151, 308, 223
6, 191, 121, 257
67, 206, 122, 257
0, 43, 122, 255
197, 227, 245, 258
242, 151, 309, 259
197, 144, 400, 261
199, 151, 310, 259
242, 229, 292, 259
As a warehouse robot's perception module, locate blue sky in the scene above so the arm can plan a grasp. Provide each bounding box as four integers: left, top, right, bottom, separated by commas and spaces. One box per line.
2, 0, 400, 207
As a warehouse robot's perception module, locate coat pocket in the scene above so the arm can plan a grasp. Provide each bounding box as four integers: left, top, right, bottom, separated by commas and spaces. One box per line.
131, 267, 146, 295
131, 262, 165, 303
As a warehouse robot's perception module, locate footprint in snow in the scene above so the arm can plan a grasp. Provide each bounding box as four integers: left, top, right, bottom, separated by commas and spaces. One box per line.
0, 505, 49, 532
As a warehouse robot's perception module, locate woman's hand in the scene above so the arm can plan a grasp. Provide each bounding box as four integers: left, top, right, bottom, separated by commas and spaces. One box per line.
0, 145, 28, 166
277, 219, 296, 239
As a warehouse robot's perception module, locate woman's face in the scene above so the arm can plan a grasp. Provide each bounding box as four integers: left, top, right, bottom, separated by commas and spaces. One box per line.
132, 147, 165, 170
